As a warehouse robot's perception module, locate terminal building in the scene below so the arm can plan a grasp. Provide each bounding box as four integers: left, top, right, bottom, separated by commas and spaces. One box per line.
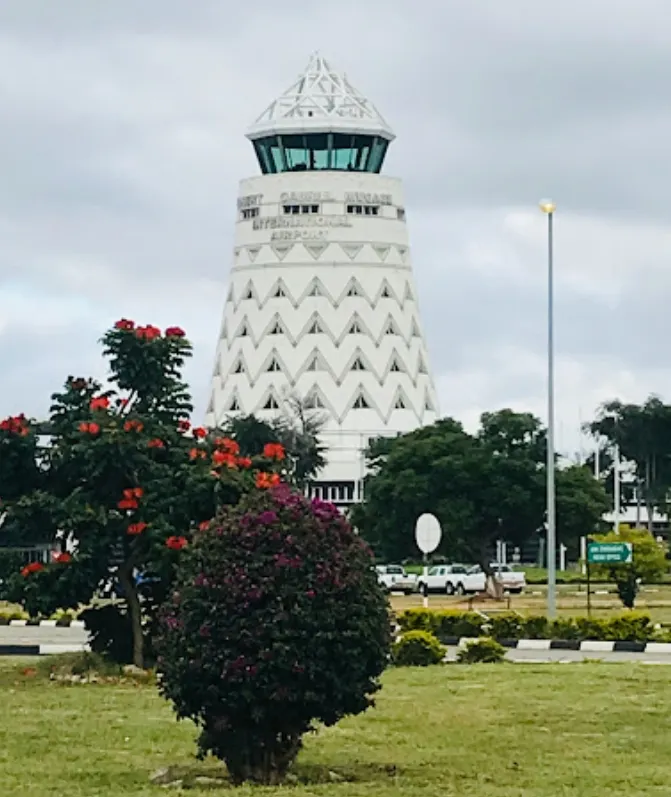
205, 54, 439, 506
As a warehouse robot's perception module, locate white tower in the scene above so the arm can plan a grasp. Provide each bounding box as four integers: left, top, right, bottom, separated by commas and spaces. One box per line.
206, 54, 439, 505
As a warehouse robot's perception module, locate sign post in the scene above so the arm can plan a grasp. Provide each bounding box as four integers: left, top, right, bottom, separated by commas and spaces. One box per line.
415, 514, 442, 608
586, 542, 633, 617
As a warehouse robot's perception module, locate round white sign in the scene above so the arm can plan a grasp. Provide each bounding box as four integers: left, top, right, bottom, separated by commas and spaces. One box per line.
415, 513, 442, 554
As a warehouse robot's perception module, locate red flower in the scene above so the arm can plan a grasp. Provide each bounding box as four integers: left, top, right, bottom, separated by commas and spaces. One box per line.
118, 498, 138, 510
166, 536, 188, 551
212, 450, 237, 468
122, 487, 143, 499
189, 448, 207, 461
148, 438, 165, 449
256, 472, 281, 489
53, 552, 72, 564
0, 414, 30, 435
198, 520, 210, 531
127, 522, 148, 536
178, 419, 191, 432
20, 562, 44, 577
135, 324, 161, 340
123, 419, 144, 433
165, 326, 186, 338
263, 442, 285, 461
192, 427, 207, 439
114, 318, 135, 330
90, 396, 110, 411
215, 437, 240, 455
78, 422, 100, 435
237, 456, 252, 469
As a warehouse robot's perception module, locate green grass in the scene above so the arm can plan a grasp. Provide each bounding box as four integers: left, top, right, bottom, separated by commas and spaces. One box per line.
1, 658, 671, 795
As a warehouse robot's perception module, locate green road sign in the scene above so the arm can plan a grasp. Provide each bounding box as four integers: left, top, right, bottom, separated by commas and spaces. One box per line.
587, 542, 633, 564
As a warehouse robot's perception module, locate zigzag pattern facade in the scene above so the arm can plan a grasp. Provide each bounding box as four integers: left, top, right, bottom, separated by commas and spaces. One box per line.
206, 159, 439, 489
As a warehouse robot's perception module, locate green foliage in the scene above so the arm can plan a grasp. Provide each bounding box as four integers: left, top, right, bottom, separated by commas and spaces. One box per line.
397, 609, 486, 638
456, 638, 506, 664
0, 320, 286, 667
591, 526, 668, 608
392, 630, 444, 666
221, 395, 326, 489
352, 410, 608, 566
589, 397, 671, 528
155, 487, 391, 786
397, 609, 660, 642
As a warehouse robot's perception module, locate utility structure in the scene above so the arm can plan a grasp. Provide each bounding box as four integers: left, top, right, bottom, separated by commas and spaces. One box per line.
205, 54, 439, 506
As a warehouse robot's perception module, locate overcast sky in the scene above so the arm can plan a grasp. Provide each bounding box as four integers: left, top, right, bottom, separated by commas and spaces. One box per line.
1, 0, 670, 456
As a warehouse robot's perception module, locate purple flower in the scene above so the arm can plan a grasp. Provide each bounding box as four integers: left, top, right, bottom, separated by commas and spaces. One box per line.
257, 510, 278, 525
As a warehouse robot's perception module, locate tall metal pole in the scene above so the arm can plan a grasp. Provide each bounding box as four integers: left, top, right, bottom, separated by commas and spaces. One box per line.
613, 443, 620, 533
540, 200, 557, 619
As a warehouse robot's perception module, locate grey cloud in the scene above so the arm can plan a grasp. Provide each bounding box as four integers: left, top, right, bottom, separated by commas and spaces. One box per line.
0, 0, 670, 452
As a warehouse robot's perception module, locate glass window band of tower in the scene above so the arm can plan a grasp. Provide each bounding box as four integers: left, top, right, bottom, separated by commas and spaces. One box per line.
253, 133, 389, 174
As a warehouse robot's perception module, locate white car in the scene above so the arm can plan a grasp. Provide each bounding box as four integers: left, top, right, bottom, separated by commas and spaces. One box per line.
416, 565, 486, 596
468, 564, 526, 594
375, 565, 418, 595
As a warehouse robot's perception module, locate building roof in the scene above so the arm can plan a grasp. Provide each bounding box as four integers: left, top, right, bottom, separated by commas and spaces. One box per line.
246, 53, 395, 142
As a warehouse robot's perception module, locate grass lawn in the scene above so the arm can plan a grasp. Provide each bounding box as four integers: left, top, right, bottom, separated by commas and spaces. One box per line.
1, 659, 670, 796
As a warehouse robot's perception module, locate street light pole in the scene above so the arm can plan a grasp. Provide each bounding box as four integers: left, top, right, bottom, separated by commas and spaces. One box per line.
540, 199, 557, 619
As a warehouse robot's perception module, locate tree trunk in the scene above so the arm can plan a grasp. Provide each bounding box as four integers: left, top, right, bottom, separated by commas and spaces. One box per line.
225, 732, 302, 785
118, 566, 144, 669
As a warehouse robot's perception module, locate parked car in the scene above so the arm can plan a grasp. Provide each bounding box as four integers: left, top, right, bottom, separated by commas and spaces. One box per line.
375, 564, 418, 595
416, 564, 486, 595
468, 564, 526, 594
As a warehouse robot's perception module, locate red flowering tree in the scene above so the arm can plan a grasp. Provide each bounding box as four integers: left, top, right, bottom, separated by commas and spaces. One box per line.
0, 320, 286, 667
155, 485, 390, 785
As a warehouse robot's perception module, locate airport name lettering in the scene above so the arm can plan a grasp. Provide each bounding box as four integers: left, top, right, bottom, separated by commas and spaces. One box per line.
271, 230, 328, 241
279, 191, 332, 202
253, 215, 352, 231
237, 193, 263, 209
344, 192, 392, 205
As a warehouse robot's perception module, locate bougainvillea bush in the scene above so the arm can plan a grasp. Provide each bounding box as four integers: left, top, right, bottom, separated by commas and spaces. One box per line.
0, 320, 286, 667
155, 486, 391, 786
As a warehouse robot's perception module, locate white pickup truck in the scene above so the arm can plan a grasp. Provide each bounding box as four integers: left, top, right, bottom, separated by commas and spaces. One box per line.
416, 565, 485, 595
471, 564, 526, 594
416, 564, 527, 595
375, 565, 418, 595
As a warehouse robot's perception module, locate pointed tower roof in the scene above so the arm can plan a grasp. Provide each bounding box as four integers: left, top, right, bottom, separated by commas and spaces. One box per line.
246, 53, 395, 142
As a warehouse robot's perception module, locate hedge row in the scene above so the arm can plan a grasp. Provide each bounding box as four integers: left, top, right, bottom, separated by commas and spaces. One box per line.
397, 609, 665, 642
0, 612, 78, 626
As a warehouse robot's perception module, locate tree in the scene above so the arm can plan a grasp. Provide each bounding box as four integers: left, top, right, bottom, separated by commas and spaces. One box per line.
352, 411, 609, 588
0, 320, 285, 667
555, 464, 610, 557
588, 397, 671, 531
221, 395, 326, 490
591, 526, 668, 608
155, 485, 390, 786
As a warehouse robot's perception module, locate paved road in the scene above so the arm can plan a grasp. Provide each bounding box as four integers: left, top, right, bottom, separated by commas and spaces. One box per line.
0, 625, 89, 647
2, 626, 671, 663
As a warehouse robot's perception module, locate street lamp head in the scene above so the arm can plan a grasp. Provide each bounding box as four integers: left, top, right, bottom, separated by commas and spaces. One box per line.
539, 199, 556, 214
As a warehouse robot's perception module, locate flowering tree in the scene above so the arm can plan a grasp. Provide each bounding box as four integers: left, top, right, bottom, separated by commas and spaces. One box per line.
0, 320, 285, 667
155, 485, 390, 785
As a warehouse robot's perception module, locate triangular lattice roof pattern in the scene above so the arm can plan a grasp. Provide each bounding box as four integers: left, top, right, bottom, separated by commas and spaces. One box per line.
246, 53, 395, 141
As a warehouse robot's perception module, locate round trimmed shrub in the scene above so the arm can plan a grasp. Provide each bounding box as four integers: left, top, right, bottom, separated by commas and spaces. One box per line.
155, 486, 391, 786
456, 637, 506, 664
392, 630, 444, 666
